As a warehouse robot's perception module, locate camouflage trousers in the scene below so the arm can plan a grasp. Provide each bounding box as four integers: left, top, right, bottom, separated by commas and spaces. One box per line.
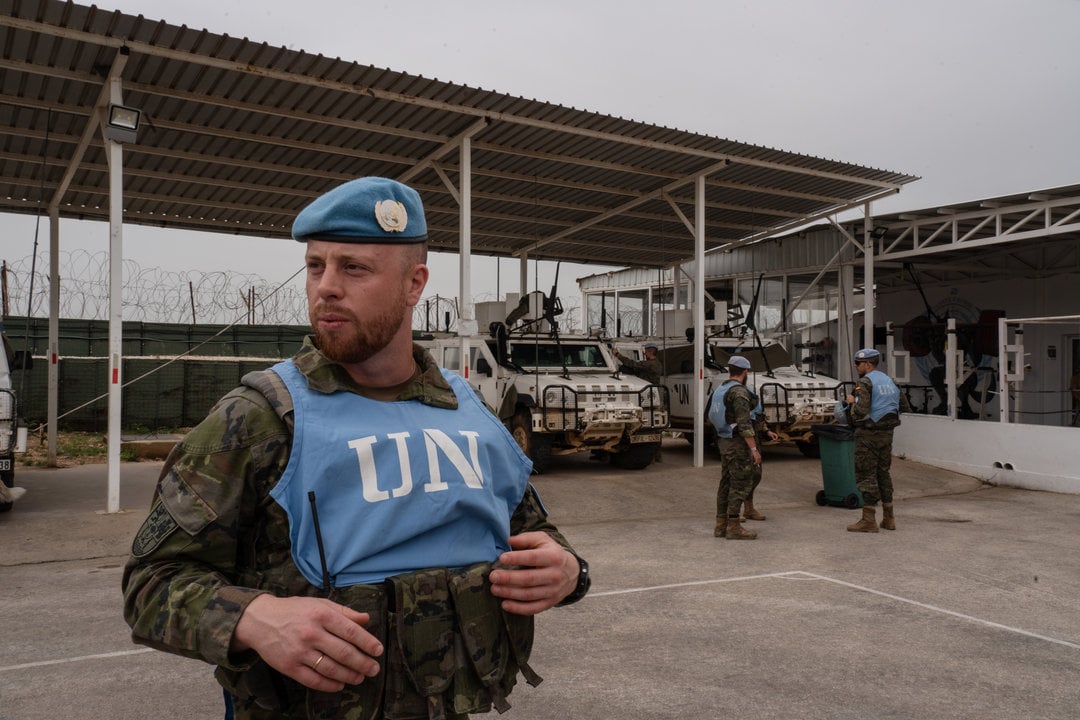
716, 437, 762, 519
854, 428, 895, 506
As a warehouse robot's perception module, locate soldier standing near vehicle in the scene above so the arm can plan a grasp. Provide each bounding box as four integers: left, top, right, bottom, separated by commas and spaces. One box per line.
836, 347, 912, 532
614, 344, 663, 384
708, 355, 779, 540
122, 177, 590, 719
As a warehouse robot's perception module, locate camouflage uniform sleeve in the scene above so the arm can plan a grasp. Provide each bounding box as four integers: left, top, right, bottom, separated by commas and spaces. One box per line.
121, 384, 291, 669
509, 483, 577, 556
899, 386, 913, 414
728, 387, 757, 439
849, 377, 874, 423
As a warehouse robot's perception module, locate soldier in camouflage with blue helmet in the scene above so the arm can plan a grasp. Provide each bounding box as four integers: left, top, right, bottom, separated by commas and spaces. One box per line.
122, 177, 590, 720
835, 347, 912, 533
708, 355, 779, 540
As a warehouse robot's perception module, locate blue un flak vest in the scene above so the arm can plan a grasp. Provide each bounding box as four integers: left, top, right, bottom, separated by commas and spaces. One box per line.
708, 380, 763, 439
269, 359, 533, 588
866, 369, 901, 422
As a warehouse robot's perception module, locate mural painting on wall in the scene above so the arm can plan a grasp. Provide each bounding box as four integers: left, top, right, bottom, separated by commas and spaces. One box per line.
899, 287, 1005, 419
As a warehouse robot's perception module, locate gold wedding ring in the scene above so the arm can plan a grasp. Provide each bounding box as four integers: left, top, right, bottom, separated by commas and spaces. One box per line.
313, 654, 325, 670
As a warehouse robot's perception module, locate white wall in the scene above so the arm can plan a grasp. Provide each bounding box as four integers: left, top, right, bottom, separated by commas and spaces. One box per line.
894, 414, 1080, 494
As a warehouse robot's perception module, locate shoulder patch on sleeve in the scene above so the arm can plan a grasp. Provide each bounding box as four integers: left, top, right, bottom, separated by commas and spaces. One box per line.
131, 501, 179, 558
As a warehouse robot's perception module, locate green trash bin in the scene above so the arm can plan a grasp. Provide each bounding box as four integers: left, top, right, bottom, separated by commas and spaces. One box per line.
811, 423, 863, 509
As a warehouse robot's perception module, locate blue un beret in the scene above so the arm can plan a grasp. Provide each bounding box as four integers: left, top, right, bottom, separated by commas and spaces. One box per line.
854, 347, 881, 362
292, 177, 428, 243
727, 355, 751, 370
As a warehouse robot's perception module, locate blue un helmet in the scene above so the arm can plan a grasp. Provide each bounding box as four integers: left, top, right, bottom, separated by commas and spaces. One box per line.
853, 348, 881, 363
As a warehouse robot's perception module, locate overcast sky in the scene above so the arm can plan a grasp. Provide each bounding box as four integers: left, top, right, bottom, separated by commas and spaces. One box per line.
5, 0, 1080, 305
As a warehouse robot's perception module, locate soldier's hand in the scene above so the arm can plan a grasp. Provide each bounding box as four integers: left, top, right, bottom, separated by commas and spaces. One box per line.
490, 532, 579, 615
231, 594, 384, 692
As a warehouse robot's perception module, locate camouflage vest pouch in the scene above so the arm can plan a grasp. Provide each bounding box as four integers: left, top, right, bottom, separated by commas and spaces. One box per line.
447, 563, 540, 714
214, 584, 389, 719
304, 584, 391, 720
383, 563, 540, 720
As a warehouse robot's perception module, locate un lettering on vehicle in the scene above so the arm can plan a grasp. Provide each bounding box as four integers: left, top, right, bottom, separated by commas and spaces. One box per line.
672, 382, 694, 413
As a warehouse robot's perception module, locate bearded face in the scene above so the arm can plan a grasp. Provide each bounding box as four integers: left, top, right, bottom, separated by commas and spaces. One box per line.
305, 241, 423, 366
309, 290, 406, 364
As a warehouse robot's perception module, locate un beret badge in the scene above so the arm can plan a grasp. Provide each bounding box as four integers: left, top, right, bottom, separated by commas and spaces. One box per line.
375, 199, 408, 233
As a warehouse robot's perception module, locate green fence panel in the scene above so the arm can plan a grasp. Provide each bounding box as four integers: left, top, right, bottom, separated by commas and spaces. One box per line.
2, 316, 307, 431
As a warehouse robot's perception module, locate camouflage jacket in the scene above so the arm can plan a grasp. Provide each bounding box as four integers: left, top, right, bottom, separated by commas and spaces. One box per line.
620, 355, 663, 384
122, 338, 573, 672
724, 382, 765, 440
849, 374, 912, 430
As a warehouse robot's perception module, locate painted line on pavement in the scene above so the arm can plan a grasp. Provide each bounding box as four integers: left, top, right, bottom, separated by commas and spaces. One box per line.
590, 569, 1080, 650
798, 571, 1080, 650
0, 647, 154, 673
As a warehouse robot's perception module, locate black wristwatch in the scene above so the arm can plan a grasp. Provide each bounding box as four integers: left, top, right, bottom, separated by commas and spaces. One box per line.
557, 554, 591, 606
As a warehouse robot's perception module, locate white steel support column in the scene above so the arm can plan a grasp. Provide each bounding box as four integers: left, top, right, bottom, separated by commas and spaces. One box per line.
863, 202, 874, 350
105, 80, 124, 513
838, 264, 855, 382
458, 137, 475, 381
47, 206, 60, 465
945, 318, 958, 420
693, 176, 706, 468
646, 286, 653, 336
673, 263, 682, 309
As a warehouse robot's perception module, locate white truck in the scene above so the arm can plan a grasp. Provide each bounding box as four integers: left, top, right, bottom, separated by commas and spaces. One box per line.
614, 335, 841, 457
1, 326, 30, 511
423, 319, 669, 473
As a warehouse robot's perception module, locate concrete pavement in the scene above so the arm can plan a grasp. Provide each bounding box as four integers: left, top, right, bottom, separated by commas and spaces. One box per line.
1, 440, 1078, 719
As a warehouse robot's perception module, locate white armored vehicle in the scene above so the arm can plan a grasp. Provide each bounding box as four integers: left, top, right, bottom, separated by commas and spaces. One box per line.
424, 293, 668, 473
1, 325, 30, 512
614, 335, 841, 457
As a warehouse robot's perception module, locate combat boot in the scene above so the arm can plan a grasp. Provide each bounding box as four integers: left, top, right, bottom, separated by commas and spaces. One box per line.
880, 503, 896, 531
713, 518, 727, 538
725, 515, 757, 540
846, 506, 879, 533
742, 496, 766, 521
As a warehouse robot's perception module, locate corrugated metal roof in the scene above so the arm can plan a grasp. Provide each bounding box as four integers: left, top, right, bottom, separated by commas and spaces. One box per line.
580, 183, 1080, 292
0, 0, 919, 268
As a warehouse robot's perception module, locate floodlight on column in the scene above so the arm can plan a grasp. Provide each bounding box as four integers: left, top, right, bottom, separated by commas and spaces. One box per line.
104, 104, 140, 144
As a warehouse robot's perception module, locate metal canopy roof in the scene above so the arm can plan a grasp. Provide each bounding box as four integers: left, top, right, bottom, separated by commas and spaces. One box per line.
1, 1, 918, 270
856, 183, 1080, 292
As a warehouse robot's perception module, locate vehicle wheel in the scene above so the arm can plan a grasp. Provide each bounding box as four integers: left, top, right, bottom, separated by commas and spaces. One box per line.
796, 439, 821, 458
511, 409, 552, 474
1, 467, 13, 489
844, 493, 861, 509
815, 490, 828, 506
610, 442, 659, 470
0, 501, 11, 513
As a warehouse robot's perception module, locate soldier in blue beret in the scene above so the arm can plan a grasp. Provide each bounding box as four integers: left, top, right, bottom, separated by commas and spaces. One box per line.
836, 347, 912, 532
124, 177, 589, 719
708, 354, 779, 539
